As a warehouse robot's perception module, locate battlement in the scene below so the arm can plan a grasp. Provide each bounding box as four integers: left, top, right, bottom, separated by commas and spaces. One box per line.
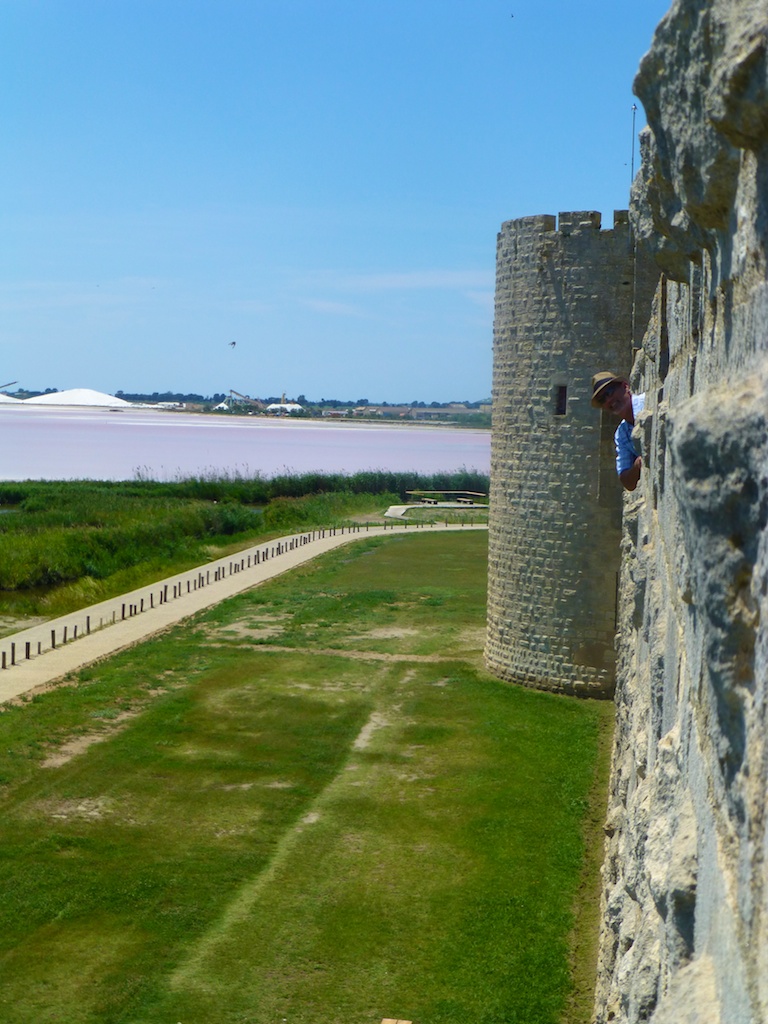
498, 209, 630, 237
557, 210, 602, 232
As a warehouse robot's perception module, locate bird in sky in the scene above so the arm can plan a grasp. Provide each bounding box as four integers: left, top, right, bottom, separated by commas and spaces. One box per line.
229, 341, 236, 348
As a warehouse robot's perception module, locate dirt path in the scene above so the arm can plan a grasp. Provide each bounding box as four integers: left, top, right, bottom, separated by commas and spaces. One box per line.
0, 522, 486, 704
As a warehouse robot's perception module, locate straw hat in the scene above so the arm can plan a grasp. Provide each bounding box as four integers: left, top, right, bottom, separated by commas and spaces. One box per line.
591, 371, 626, 408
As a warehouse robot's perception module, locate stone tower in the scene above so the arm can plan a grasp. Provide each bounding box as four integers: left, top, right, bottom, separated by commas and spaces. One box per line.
485, 210, 657, 697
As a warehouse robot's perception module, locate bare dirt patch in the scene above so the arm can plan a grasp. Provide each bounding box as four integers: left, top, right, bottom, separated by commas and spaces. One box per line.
249, 644, 455, 663
43, 796, 114, 820
202, 615, 289, 643
350, 627, 419, 641
214, 825, 256, 839
353, 711, 388, 750
41, 710, 138, 768
458, 626, 486, 648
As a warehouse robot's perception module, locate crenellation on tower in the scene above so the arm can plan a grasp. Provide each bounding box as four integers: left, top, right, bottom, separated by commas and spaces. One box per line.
499, 213, 556, 236
557, 209, 602, 233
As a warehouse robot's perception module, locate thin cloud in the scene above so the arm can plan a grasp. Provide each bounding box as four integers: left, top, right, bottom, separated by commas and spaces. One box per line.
464, 289, 495, 311
227, 298, 273, 314
305, 269, 493, 293
0, 278, 167, 312
301, 298, 368, 317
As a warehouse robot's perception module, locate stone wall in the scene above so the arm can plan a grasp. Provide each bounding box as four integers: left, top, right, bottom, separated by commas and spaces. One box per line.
486, 211, 657, 696
594, 1, 768, 1021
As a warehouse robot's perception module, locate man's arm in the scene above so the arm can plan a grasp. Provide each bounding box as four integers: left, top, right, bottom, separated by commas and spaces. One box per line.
619, 456, 642, 492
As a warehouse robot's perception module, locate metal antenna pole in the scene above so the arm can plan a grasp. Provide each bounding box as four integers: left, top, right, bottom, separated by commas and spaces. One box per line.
630, 103, 639, 360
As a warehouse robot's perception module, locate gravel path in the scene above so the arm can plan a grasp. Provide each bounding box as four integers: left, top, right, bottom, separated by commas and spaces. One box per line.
0, 522, 486, 704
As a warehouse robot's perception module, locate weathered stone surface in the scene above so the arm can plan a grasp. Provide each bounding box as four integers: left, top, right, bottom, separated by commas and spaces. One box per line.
630, 0, 768, 282
594, 1, 768, 1021
485, 212, 658, 696
649, 955, 721, 1024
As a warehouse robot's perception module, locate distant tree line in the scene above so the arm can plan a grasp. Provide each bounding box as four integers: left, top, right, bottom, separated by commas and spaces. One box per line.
114, 391, 228, 404
12, 388, 491, 409
8, 388, 61, 399
298, 397, 489, 409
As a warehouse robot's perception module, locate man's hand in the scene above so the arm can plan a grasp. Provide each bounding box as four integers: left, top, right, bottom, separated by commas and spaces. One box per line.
619, 456, 642, 492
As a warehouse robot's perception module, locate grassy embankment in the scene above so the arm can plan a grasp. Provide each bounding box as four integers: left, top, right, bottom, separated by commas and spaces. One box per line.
0, 471, 488, 626
0, 529, 611, 1024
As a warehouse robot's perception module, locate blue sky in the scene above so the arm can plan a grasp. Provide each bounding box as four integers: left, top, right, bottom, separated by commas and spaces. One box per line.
2, 0, 671, 403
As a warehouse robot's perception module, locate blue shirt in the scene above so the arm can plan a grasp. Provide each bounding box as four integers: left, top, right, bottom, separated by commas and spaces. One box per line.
614, 394, 645, 475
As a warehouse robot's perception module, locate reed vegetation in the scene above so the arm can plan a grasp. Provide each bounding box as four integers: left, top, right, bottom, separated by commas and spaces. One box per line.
0, 472, 488, 622
134, 466, 489, 503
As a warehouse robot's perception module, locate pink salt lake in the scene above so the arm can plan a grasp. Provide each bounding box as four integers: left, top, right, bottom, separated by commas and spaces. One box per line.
0, 405, 490, 481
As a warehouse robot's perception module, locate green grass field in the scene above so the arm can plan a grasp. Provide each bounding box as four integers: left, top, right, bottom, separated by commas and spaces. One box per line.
0, 531, 611, 1024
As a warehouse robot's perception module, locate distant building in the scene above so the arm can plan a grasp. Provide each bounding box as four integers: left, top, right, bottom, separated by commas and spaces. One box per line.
266, 402, 303, 415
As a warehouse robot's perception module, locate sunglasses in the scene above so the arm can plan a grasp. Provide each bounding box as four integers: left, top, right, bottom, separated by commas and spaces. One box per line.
597, 383, 622, 405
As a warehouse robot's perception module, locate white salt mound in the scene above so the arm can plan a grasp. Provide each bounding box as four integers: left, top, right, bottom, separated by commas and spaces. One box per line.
22, 389, 132, 407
